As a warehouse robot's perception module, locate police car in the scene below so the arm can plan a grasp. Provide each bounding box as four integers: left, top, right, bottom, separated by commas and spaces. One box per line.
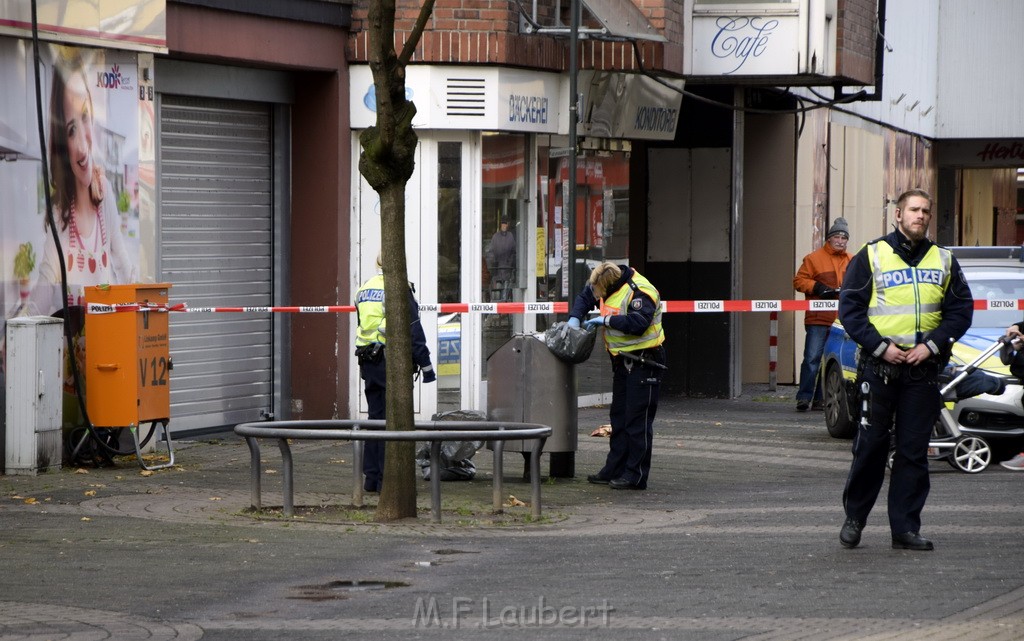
821, 246, 1024, 453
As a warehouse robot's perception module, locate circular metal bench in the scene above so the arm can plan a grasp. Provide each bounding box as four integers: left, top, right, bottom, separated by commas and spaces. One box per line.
233, 419, 553, 523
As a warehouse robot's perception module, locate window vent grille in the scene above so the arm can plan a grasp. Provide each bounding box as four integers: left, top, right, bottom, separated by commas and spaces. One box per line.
446, 77, 486, 117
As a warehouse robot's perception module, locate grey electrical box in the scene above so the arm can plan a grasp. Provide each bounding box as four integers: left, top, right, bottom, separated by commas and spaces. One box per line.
5, 316, 64, 475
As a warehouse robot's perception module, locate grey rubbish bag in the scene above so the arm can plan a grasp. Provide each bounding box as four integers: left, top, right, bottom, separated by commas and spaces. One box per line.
544, 321, 597, 364
416, 410, 485, 481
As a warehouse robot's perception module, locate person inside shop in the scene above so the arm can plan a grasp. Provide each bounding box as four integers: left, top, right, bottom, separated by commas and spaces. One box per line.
568, 261, 666, 490
837, 188, 973, 551
354, 251, 436, 493
792, 217, 852, 411
485, 216, 516, 302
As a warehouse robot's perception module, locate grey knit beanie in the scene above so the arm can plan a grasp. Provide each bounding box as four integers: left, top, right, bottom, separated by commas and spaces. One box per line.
826, 217, 849, 239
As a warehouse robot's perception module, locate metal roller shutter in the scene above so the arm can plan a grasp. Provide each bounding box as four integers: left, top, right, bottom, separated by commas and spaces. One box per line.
159, 95, 274, 432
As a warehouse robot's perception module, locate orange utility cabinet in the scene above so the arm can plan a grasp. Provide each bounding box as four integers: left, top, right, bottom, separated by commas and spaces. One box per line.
85, 283, 172, 428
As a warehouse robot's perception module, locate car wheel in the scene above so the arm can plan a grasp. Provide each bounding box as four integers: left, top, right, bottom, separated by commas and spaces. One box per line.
824, 363, 855, 439
948, 436, 991, 474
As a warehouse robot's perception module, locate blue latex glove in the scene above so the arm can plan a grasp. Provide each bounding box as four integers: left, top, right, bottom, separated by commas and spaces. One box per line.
583, 317, 604, 330
421, 366, 437, 384
567, 317, 581, 329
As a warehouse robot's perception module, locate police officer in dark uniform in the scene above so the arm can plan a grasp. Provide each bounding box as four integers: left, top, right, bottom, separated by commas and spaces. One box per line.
354, 253, 435, 493
838, 189, 973, 551
568, 262, 666, 490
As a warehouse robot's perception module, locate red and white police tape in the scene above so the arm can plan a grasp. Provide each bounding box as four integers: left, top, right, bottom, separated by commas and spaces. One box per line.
85, 299, 1018, 315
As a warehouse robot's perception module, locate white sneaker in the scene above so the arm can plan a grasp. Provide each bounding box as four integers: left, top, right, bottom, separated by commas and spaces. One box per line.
999, 452, 1024, 471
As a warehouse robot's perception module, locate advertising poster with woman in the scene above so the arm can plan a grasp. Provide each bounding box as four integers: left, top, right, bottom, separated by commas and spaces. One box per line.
1, 44, 141, 430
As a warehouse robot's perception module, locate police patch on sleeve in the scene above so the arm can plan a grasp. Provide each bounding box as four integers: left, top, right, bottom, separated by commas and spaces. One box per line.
631, 299, 643, 310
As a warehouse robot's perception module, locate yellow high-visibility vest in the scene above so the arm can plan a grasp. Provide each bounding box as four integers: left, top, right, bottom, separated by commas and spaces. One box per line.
355, 274, 386, 346
599, 271, 665, 355
867, 242, 952, 348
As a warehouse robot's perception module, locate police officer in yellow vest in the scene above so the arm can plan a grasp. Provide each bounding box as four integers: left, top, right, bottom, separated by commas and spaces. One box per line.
568, 262, 666, 490
354, 253, 435, 493
838, 189, 973, 551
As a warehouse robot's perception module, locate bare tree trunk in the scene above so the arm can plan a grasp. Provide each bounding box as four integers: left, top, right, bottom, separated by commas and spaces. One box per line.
376, 184, 417, 520
358, 0, 436, 521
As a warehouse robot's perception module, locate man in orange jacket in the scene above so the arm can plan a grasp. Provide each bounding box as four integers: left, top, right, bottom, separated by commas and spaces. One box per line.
793, 218, 852, 411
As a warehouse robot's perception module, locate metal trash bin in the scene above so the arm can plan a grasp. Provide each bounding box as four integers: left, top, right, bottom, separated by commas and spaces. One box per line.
487, 333, 577, 477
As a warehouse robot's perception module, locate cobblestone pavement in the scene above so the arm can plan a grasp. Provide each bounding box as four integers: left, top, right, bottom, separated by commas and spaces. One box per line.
1, 385, 1023, 640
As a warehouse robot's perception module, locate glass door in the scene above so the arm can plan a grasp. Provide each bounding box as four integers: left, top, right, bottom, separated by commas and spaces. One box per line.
418, 132, 477, 414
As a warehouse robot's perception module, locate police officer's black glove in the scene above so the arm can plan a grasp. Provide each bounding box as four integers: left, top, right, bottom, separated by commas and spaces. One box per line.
421, 365, 436, 384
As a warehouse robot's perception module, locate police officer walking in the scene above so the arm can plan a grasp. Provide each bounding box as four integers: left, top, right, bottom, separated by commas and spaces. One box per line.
354, 253, 436, 493
837, 189, 973, 551
568, 262, 666, 490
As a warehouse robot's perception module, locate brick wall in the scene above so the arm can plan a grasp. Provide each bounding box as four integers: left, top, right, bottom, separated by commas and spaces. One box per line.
835, 0, 877, 84
347, 0, 682, 75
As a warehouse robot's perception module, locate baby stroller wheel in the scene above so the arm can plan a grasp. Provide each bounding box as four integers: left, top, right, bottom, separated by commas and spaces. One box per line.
948, 436, 991, 474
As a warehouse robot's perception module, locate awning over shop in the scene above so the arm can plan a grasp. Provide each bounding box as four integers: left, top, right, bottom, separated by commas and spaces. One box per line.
0, 0, 167, 53
578, 71, 684, 141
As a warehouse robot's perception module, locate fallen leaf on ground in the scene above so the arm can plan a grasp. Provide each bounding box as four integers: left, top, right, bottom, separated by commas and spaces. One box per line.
83, 490, 96, 497
590, 425, 612, 437
139, 470, 154, 477
209, 497, 222, 501
81, 517, 91, 522
23, 498, 37, 505
74, 468, 89, 474
506, 495, 527, 507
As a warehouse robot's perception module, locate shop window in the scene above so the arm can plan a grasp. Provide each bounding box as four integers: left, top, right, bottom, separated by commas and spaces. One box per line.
481, 133, 528, 375
535, 137, 630, 305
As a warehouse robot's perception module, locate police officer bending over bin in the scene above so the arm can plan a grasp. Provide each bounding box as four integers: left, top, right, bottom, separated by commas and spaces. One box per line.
568, 262, 666, 490
837, 189, 973, 551
354, 252, 436, 493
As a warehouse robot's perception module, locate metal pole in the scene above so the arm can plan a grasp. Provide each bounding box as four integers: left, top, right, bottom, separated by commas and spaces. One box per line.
730, 87, 744, 398
430, 441, 442, 523
566, 0, 580, 301
245, 436, 262, 510
352, 426, 363, 507
278, 438, 293, 517
493, 429, 505, 512
530, 437, 546, 519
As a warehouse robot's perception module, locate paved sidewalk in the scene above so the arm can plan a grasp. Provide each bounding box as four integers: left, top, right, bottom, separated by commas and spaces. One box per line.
1, 385, 1023, 640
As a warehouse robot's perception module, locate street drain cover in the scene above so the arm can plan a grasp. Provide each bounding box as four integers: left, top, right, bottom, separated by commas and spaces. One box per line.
290, 579, 409, 601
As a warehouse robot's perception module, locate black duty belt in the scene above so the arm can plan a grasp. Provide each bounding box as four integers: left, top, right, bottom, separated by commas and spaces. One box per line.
619, 350, 667, 370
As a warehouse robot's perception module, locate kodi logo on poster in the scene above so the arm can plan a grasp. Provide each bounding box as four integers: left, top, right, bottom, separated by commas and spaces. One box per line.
97, 64, 133, 90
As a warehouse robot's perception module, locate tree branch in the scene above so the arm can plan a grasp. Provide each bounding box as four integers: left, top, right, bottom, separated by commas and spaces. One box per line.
399, 0, 437, 65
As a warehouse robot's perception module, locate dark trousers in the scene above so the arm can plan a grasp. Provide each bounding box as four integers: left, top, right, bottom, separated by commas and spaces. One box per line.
796, 324, 829, 403
599, 346, 664, 488
360, 357, 387, 490
843, 362, 939, 534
